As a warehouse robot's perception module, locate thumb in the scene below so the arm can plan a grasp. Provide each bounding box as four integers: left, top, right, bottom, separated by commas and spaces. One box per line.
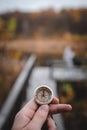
28, 105, 49, 130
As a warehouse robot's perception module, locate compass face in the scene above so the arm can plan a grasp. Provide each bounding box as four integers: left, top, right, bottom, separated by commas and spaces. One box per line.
34, 85, 53, 105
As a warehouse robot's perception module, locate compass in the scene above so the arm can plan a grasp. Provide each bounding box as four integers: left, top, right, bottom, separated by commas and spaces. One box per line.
34, 85, 53, 105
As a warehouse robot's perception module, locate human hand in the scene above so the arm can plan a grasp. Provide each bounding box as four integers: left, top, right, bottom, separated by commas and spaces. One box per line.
11, 98, 72, 130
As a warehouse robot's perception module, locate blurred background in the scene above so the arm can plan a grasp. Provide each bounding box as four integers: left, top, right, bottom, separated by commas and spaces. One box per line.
0, 0, 87, 130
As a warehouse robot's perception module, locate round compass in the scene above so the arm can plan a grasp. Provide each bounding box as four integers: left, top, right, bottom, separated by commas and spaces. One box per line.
34, 85, 53, 105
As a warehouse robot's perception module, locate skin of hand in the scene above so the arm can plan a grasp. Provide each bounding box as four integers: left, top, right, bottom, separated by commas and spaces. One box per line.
11, 97, 72, 130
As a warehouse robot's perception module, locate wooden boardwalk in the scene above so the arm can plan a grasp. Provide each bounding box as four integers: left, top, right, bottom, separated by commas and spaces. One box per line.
1, 53, 87, 130
24, 66, 65, 130
51, 67, 87, 81
50, 59, 87, 81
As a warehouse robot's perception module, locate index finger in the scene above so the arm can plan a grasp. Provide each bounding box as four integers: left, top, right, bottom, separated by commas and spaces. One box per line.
20, 98, 38, 121
49, 104, 72, 114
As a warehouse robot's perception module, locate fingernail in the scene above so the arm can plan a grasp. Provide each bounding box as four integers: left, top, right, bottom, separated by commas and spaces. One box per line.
40, 105, 49, 112
67, 105, 72, 110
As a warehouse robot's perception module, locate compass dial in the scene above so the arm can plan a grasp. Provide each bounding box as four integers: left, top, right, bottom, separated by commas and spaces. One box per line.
34, 85, 53, 105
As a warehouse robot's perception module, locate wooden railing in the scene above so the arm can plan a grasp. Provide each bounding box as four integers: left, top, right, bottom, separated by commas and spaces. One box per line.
0, 54, 37, 130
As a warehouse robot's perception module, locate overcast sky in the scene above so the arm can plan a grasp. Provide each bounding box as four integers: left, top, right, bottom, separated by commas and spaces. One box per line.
0, 0, 87, 14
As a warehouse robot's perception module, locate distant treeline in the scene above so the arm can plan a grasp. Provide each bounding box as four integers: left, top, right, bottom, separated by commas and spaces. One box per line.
0, 9, 87, 40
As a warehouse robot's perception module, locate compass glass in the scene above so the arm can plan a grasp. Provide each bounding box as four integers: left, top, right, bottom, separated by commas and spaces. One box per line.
34, 85, 53, 105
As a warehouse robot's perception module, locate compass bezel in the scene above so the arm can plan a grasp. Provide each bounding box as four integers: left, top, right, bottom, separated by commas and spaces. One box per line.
34, 85, 53, 105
